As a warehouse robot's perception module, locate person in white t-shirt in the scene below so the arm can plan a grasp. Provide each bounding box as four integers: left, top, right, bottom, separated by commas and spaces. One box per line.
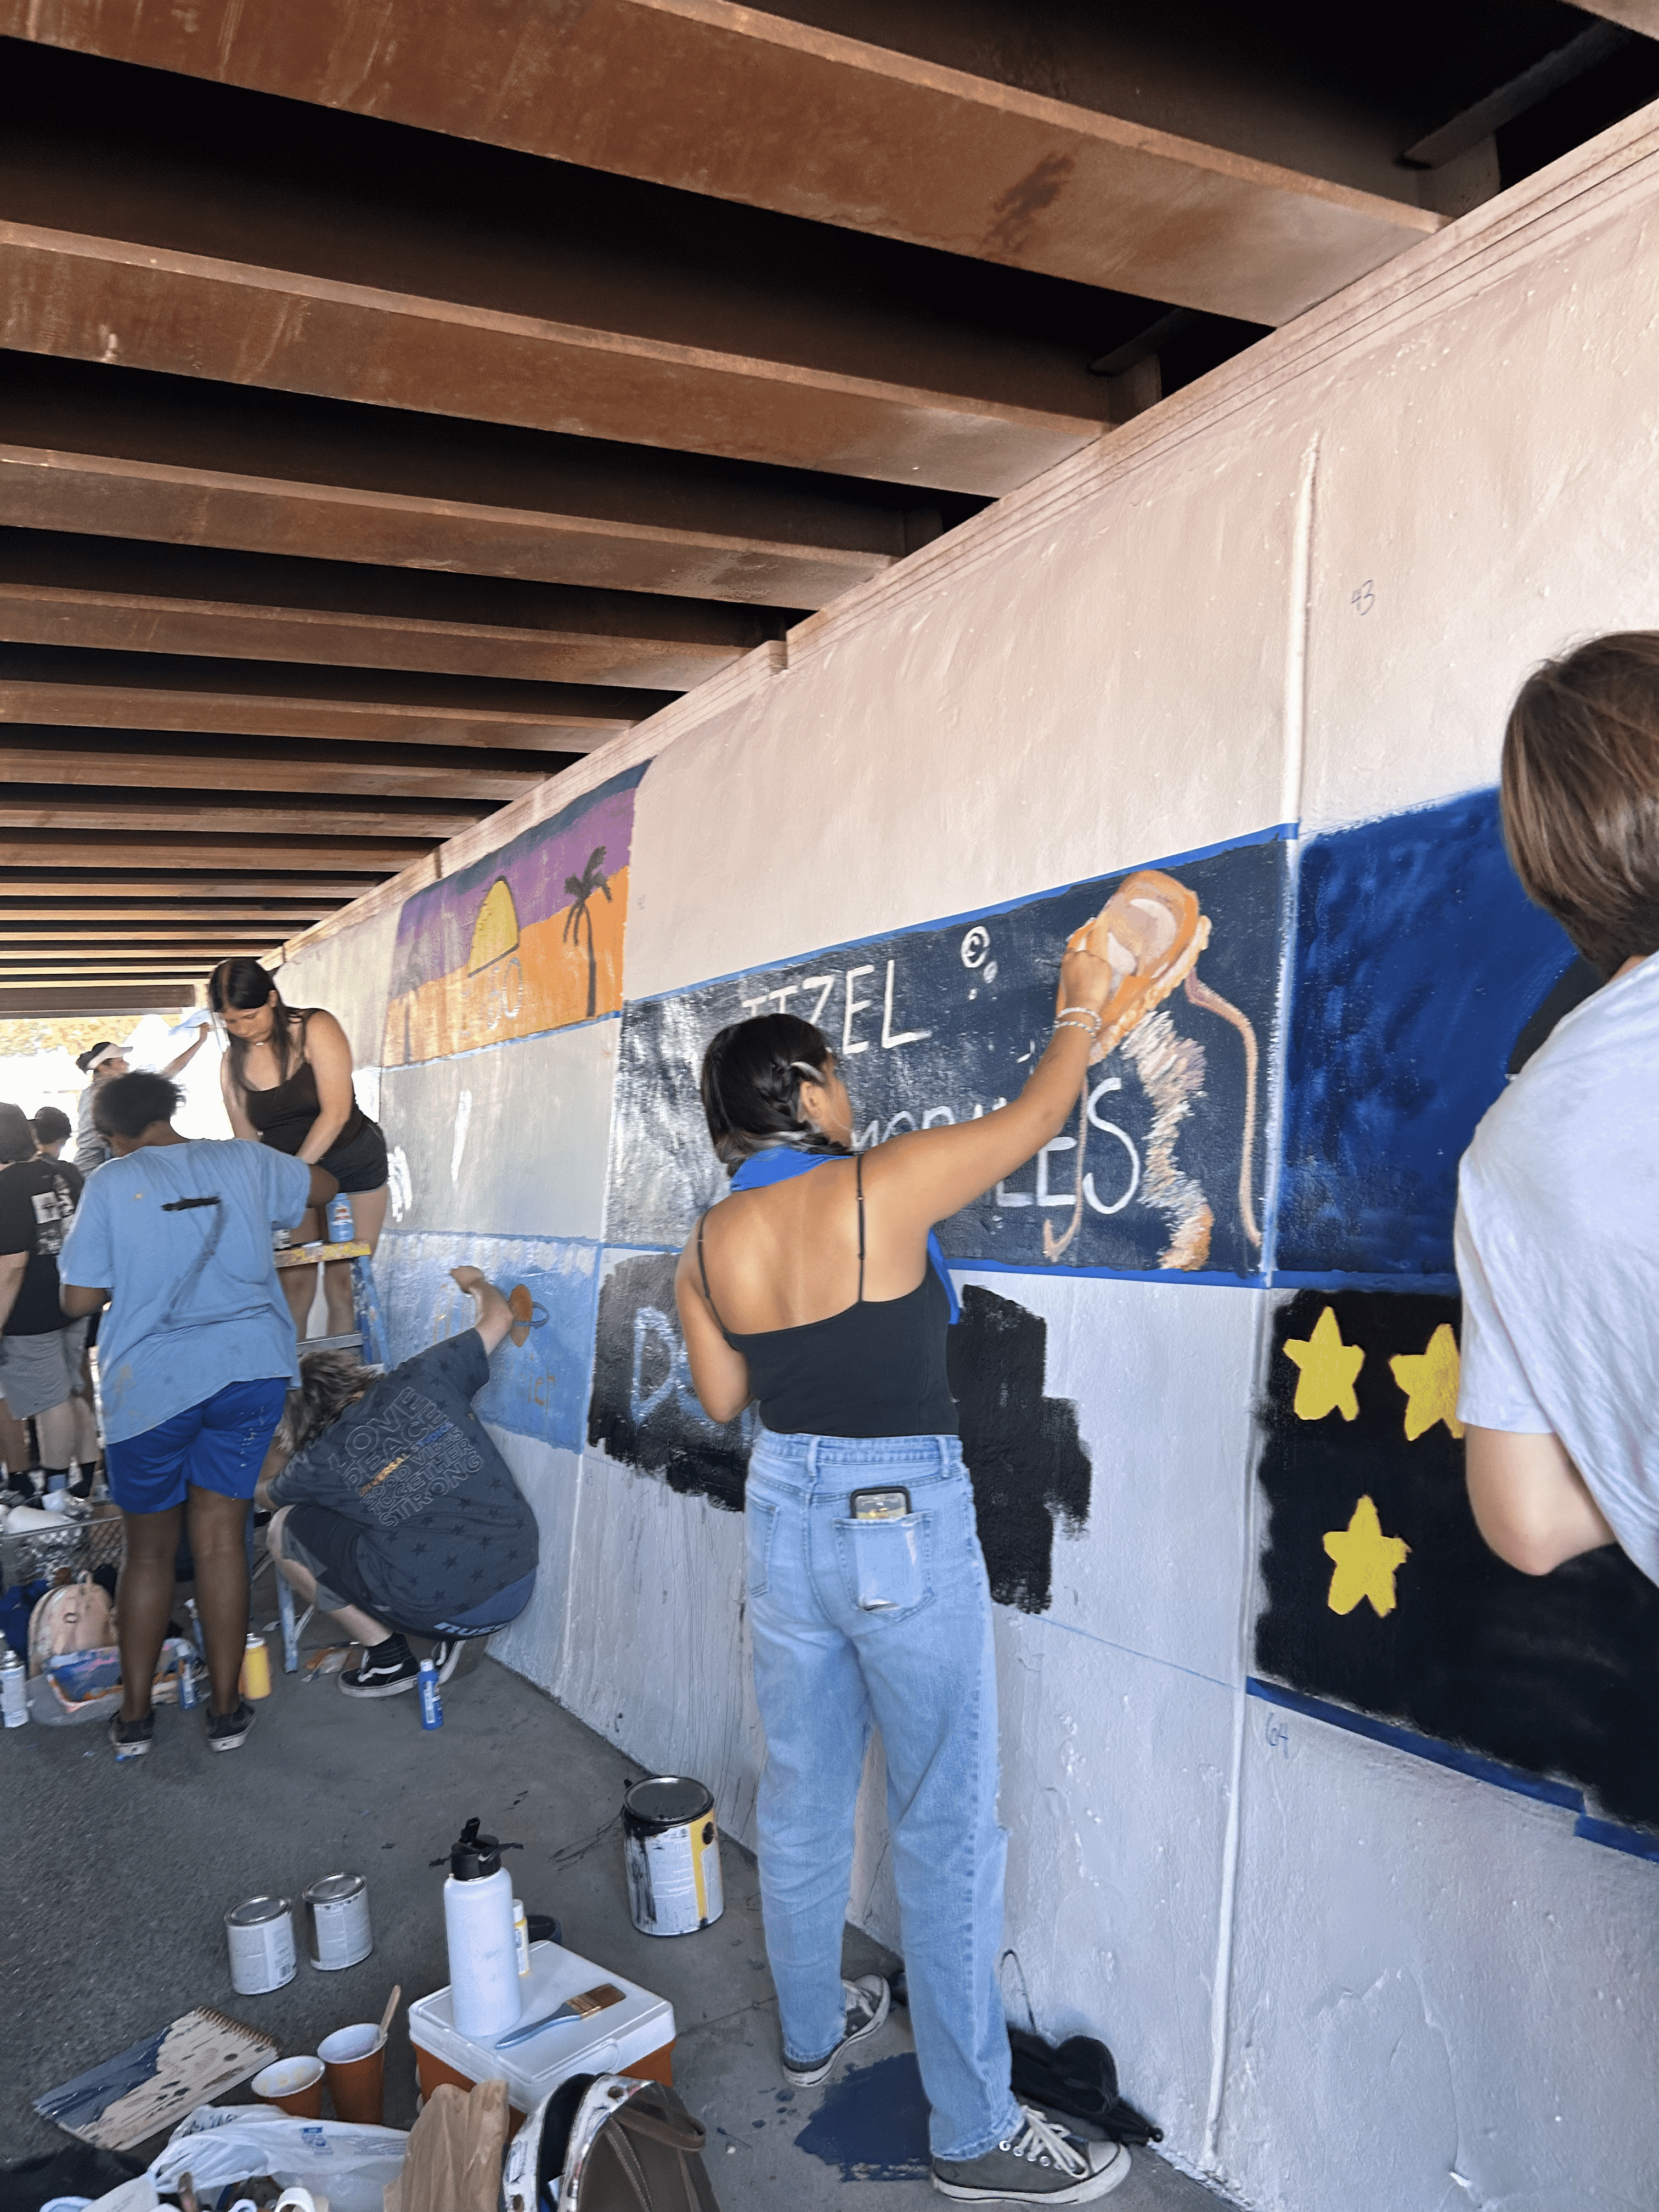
1456, 632, 1659, 1583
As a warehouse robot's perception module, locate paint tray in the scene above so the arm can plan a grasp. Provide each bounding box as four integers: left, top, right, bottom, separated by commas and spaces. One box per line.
34, 2006, 278, 2151
409, 1940, 674, 2124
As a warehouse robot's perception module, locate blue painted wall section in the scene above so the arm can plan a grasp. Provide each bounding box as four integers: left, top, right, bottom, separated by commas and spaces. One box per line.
1277, 789, 1576, 1281
377, 1230, 599, 1456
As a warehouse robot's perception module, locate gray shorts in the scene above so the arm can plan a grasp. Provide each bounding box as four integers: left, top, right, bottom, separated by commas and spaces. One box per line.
0, 1318, 90, 1419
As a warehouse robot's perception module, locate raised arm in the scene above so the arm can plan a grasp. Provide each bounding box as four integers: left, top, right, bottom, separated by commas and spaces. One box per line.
450, 1266, 514, 1355
295, 1010, 358, 1164
220, 1050, 258, 1142
159, 1029, 207, 1080
860, 938, 1116, 1232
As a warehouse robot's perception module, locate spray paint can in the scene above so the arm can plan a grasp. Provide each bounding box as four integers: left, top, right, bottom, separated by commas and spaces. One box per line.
177, 1640, 199, 1710
622, 1776, 724, 1937
2, 1647, 28, 1728
418, 1658, 442, 1729
302, 1871, 374, 1970
240, 1632, 272, 1700
326, 1193, 356, 1245
225, 1897, 297, 1994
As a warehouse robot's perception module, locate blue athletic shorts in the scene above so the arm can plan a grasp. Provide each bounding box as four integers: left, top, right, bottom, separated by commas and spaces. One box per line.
106, 1376, 289, 1516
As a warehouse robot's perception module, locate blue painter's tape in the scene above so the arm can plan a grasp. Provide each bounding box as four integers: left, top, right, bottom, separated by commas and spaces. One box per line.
1245, 1677, 1587, 1810
1267, 1268, 1461, 1295
1573, 1814, 1659, 1863
1244, 1679, 1659, 1863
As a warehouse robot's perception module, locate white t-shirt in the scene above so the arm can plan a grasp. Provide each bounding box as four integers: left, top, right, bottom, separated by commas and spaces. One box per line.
1455, 951, 1659, 1585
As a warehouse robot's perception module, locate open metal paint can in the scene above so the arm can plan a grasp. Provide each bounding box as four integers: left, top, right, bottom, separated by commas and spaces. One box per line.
622, 1776, 724, 1937
225, 1895, 297, 1994
302, 1870, 373, 1970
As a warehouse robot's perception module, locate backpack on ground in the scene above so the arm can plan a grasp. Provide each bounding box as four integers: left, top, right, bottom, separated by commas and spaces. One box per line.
27, 1571, 114, 1676
1008, 2027, 1163, 2146
501, 2075, 720, 2212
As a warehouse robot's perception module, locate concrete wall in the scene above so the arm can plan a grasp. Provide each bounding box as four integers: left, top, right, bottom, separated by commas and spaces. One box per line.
279, 107, 1659, 2211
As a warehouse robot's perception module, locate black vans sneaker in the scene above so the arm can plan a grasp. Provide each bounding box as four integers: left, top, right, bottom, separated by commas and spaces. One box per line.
109, 1710, 155, 1760
429, 1635, 464, 1684
205, 1699, 256, 1752
340, 1634, 420, 1698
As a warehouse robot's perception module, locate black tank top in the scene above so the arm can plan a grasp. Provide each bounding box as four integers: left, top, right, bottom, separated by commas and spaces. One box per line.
241, 1013, 367, 1157
697, 1155, 958, 1439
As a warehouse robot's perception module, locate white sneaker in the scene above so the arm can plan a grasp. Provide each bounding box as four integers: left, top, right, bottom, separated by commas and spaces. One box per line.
782, 1975, 891, 2088
932, 2106, 1131, 2202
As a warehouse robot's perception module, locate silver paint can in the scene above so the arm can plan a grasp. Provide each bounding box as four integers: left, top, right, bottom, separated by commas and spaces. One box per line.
302, 1870, 373, 1971
225, 1895, 297, 1994
622, 1776, 724, 1937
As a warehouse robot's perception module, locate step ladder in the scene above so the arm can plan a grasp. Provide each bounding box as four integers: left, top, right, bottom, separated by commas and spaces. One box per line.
273, 1237, 390, 1366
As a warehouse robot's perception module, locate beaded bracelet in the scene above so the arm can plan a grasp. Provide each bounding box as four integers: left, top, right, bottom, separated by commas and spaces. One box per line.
1053, 1018, 1098, 1038
1054, 1005, 1103, 1036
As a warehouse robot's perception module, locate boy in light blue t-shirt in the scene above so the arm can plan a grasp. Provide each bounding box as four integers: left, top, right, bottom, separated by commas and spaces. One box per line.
59, 1070, 335, 1759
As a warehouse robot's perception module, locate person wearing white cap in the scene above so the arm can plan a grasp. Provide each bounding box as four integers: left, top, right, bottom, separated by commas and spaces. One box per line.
73, 1030, 207, 1176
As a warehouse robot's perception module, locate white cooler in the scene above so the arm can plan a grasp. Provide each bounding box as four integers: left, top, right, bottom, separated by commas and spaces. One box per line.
408, 1941, 675, 2127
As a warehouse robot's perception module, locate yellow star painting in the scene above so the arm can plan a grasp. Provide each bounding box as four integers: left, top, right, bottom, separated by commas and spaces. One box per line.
1283, 1304, 1365, 1421
1323, 1495, 1410, 1617
1390, 1323, 1465, 1442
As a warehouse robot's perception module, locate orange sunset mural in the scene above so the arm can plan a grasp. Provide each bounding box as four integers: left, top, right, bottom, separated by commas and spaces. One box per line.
381, 766, 645, 1068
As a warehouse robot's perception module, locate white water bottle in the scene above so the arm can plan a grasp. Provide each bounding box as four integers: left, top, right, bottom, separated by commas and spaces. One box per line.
442, 1817, 522, 2038
2, 1647, 28, 1728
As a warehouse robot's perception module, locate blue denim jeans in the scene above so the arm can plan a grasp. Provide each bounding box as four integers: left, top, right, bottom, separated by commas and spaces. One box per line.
746, 1429, 1021, 2163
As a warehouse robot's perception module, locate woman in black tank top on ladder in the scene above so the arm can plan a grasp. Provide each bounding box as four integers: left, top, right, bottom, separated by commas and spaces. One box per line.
210, 960, 390, 1341
676, 933, 1124, 2207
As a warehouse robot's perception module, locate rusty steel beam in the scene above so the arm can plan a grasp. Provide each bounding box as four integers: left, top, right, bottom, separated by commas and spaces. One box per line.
0, 788, 489, 839
0, 442, 893, 613
0, 732, 559, 802
0, 874, 379, 900
0, 355, 920, 609
0, 0, 1441, 323
0, 646, 659, 753
0, 902, 346, 923
0, 532, 786, 687
0, 224, 1107, 498
1, 833, 432, 870
0, 930, 293, 948
0, 987, 202, 1012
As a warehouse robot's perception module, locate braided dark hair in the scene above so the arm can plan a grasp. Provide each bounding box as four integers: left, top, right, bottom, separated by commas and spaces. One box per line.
698, 1014, 849, 1173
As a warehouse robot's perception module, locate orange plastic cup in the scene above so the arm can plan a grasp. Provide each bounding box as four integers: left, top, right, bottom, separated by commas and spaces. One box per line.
319, 2022, 386, 2124
251, 2055, 325, 2118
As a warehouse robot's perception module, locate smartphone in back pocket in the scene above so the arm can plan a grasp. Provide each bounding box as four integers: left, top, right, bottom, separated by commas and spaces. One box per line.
850, 1487, 911, 1521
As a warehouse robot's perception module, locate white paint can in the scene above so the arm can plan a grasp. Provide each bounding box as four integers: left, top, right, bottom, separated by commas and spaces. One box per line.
302, 1871, 373, 1970
225, 1895, 297, 1994
622, 1776, 724, 1937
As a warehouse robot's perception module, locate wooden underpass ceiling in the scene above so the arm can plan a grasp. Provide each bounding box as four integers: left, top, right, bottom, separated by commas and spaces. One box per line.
2, 3, 1657, 1008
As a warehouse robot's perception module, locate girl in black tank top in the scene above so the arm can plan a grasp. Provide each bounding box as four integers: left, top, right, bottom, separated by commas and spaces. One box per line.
673, 953, 1124, 2198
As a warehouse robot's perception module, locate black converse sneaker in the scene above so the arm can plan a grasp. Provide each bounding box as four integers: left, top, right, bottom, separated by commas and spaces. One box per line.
782, 1976, 891, 2088
932, 2107, 1131, 2202
340, 1633, 421, 1698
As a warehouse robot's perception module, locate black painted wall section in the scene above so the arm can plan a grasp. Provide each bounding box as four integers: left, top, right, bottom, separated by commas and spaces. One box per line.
588, 1267, 1090, 1615
1255, 1287, 1659, 1831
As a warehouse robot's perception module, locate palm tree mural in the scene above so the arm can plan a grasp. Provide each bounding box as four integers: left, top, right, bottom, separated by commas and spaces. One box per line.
562, 845, 613, 1018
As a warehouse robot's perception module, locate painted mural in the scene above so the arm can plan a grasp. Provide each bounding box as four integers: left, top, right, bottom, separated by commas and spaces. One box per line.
1254, 1288, 1659, 1833
381, 765, 647, 1068
1277, 789, 1576, 1283
587, 1261, 1091, 1613
608, 831, 1285, 1280
379, 1229, 600, 1458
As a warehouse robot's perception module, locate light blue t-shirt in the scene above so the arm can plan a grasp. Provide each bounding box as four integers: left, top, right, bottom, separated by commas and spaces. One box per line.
58, 1138, 312, 1443
1456, 952, 1659, 1585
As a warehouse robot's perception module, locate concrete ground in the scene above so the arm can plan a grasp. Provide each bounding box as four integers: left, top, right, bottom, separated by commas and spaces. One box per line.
3, 1609, 1226, 2210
